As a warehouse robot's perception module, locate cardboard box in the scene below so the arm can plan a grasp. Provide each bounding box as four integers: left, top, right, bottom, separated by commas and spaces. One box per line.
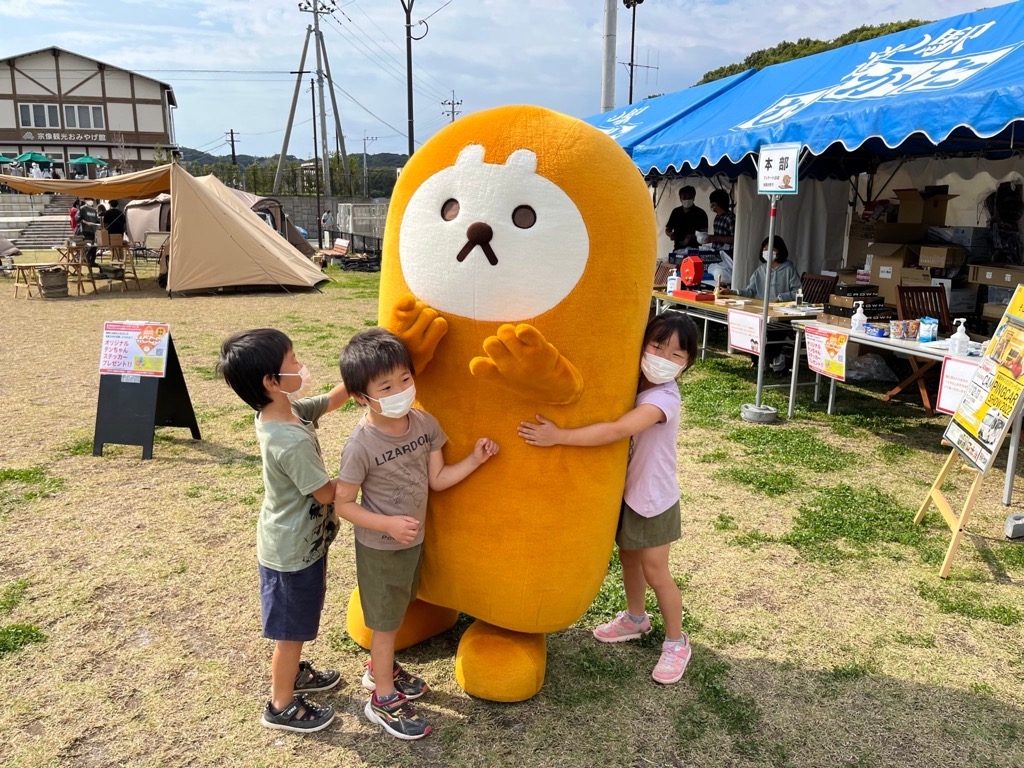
856, 269, 872, 284
819, 313, 852, 329
901, 266, 935, 287
918, 245, 964, 269
983, 302, 1009, 320
930, 279, 978, 315
893, 188, 957, 226
968, 264, 1024, 287
846, 238, 870, 268
929, 225, 993, 250
834, 282, 880, 297
828, 293, 883, 309
987, 285, 1015, 304
869, 244, 916, 304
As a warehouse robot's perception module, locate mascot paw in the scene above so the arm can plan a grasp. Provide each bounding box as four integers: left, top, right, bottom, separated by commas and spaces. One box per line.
469, 324, 583, 405
455, 621, 546, 702
346, 589, 458, 650
387, 295, 448, 374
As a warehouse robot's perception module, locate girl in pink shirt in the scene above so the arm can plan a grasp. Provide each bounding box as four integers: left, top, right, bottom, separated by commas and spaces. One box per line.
518, 313, 698, 685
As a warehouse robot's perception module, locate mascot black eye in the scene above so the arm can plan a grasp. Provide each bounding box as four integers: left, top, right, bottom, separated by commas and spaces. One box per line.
512, 205, 536, 229
441, 199, 460, 221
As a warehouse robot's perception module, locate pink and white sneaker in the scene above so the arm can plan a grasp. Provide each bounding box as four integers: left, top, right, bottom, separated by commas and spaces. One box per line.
592, 611, 652, 643
652, 635, 691, 685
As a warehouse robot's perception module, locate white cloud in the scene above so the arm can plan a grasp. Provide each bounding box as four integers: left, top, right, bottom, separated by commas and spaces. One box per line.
0, 0, 996, 157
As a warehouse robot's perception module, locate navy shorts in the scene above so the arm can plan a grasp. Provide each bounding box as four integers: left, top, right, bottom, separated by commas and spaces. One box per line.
259, 555, 328, 642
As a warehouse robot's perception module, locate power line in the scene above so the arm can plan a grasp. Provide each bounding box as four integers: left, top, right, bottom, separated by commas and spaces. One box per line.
352, 0, 451, 94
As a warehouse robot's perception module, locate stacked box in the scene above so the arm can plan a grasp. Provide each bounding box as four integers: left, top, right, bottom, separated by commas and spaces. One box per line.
833, 282, 880, 297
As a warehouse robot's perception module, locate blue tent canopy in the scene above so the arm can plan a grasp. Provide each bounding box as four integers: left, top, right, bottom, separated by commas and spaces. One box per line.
582, 70, 754, 157
631, 1, 1024, 178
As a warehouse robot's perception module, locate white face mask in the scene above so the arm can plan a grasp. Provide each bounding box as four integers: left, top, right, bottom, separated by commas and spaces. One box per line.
680, 200, 694, 209
278, 365, 311, 403
365, 383, 416, 419
641, 353, 684, 384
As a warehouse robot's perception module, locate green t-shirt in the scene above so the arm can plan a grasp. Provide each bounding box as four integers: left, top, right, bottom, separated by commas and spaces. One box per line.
255, 394, 333, 572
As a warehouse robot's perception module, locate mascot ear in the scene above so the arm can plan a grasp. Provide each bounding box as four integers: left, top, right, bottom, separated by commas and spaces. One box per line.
456, 144, 486, 165
505, 149, 537, 174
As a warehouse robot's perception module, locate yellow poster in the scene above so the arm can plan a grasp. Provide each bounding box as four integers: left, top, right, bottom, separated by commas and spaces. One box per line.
944, 286, 1024, 472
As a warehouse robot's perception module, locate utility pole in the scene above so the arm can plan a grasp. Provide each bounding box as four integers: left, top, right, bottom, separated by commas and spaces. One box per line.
401, 0, 428, 157
601, 0, 617, 112
226, 129, 238, 165
301, 0, 332, 195
274, 25, 313, 194
311, 79, 323, 249
441, 91, 462, 123
362, 132, 377, 198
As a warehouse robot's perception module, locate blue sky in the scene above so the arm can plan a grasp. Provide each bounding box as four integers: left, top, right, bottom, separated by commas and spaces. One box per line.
0, 0, 994, 159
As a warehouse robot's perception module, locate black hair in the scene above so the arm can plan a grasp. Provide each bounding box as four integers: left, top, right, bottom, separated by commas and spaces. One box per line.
109, 199, 120, 208
643, 313, 699, 372
339, 327, 414, 396
709, 189, 731, 209
760, 235, 789, 263
680, 185, 696, 198
217, 328, 292, 411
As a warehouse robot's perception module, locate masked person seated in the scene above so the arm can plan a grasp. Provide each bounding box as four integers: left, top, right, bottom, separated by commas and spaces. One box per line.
717, 236, 802, 373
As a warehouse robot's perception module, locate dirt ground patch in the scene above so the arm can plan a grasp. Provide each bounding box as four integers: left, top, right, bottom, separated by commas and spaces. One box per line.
0, 270, 1022, 767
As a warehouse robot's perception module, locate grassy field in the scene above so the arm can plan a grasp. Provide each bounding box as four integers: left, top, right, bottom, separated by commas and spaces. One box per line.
0, 267, 1022, 768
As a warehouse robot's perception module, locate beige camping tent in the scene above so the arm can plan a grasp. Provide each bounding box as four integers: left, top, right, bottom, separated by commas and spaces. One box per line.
0, 164, 326, 293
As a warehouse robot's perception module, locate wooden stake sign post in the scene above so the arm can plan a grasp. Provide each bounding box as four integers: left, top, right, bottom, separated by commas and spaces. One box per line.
917, 287, 1024, 576
93, 321, 200, 459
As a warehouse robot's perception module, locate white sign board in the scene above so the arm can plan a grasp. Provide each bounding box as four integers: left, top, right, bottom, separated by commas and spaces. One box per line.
728, 309, 763, 355
757, 143, 801, 195
936, 356, 982, 416
99, 321, 170, 378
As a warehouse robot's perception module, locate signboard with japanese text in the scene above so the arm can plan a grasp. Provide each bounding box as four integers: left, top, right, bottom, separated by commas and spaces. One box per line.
936, 356, 982, 416
757, 143, 801, 195
99, 321, 170, 377
728, 309, 763, 355
804, 325, 848, 380
943, 286, 1024, 472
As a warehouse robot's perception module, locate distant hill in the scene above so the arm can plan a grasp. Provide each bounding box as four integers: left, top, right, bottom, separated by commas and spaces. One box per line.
179, 147, 408, 170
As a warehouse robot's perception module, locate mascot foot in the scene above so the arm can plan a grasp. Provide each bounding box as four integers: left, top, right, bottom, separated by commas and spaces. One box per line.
455, 621, 546, 702
346, 589, 458, 651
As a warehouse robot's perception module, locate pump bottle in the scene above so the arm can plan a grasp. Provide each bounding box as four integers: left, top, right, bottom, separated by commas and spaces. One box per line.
950, 318, 969, 354
850, 301, 867, 333
666, 268, 679, 294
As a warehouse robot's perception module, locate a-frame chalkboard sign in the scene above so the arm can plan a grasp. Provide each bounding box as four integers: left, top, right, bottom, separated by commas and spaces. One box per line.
93, 325, 200, 460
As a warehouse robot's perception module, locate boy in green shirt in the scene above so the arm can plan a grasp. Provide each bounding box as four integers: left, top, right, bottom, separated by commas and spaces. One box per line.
218, 328, 349, 733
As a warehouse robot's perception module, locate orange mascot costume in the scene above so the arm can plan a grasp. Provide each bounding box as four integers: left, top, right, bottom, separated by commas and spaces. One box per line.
346, 105, 656, 701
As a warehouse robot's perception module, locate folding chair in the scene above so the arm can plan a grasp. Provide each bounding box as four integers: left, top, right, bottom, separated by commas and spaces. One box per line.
109, 234, 142, 291
653, 261, 672, 290
140, 231, 170, 263
883, 285, 952, 414
800, 272, 838, 305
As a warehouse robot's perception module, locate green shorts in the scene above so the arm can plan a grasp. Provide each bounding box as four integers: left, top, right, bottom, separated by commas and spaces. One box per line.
616, 499, 681, 550
354, 541, 423, 632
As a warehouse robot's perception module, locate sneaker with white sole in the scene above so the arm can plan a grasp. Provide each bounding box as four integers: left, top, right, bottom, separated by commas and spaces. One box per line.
294, 660, 341, 694
261, 694, 335, 733
361, 661, 429, 700
652, 635, 692, 685
592, 611, 652, 643
364, 691, 431, 740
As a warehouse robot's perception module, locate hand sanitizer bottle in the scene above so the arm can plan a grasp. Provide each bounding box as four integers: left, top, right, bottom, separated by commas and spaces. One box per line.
666, 268, 679, 294
795, 288, 804, 307
850, 301, 867, 333
950, 318, 969, 354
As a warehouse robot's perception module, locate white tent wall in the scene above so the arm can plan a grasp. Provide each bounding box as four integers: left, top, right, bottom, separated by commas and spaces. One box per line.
860, 156, 1024, 232
734, 177, 849, 289
652, 177, 849, 289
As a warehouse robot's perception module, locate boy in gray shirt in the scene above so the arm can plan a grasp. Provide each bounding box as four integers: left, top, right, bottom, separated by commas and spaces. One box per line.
336, 328, 498, 740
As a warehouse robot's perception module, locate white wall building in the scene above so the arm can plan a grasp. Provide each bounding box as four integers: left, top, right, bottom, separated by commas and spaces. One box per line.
0, 47, 178, 172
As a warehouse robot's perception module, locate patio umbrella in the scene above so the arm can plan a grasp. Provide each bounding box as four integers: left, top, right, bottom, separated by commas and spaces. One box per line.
0, 155, 13, 164
13, 151, 54, 164
69, 156, 109, 166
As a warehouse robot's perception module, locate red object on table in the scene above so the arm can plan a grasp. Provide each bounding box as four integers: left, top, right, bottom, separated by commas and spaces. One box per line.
679, 255, 704, 287
673, 289, 716, 301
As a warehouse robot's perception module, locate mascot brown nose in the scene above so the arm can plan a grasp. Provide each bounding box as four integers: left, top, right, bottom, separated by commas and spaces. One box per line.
466, 221, 493, 244
457, 221, 499, 265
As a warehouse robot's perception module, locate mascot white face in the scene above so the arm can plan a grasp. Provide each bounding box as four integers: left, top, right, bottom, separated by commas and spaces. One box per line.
398, 144, 589, 322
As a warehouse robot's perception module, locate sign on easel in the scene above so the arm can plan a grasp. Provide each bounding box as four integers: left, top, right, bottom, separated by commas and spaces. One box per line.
916, 287, 1024, 576
93, 321, 201, 460
936, 356, 982, 416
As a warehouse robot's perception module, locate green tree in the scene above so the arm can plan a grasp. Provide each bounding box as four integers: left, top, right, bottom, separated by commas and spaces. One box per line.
697, 20, 930, 84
